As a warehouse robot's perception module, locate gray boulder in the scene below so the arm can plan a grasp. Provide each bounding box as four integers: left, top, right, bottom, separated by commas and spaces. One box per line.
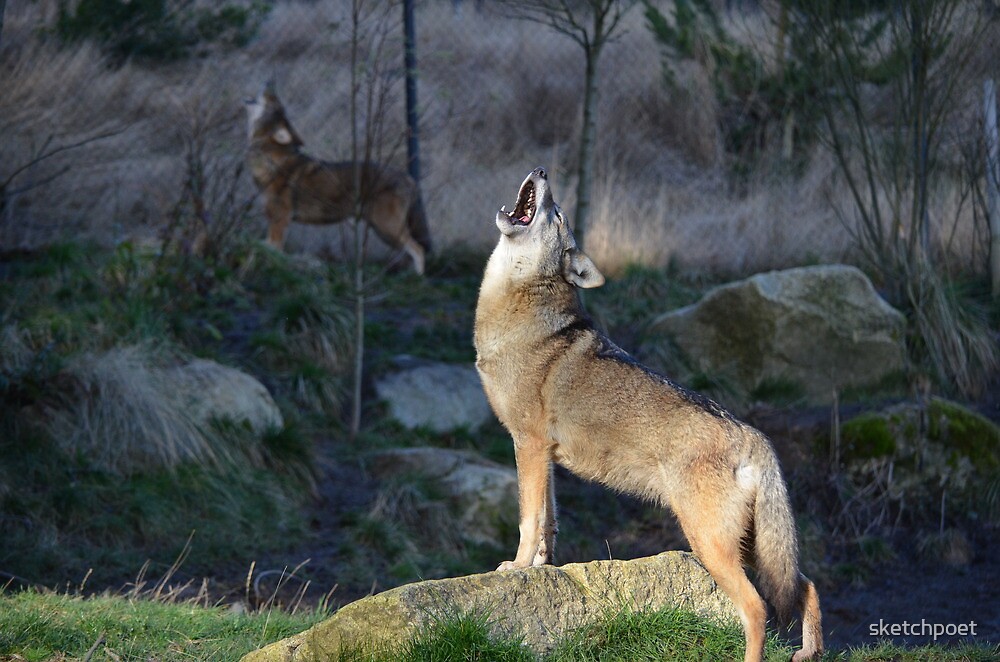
240, 551, 738, 662
651, 265, 906, 403
375, 359, 494, 432
165, 358, 283, 433
368, 447, 517, 545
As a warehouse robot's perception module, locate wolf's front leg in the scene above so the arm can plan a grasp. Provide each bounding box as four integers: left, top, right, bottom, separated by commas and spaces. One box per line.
532, 462, 557, 566
498, 438, 553, 571
264, 193, 291, 250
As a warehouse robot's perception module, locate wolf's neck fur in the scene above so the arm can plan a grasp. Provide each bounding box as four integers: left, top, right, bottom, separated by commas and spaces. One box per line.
476, 238, 585, 353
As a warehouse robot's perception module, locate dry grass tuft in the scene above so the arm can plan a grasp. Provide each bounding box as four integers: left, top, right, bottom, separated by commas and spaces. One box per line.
907, 261, 999, 397
44, 345, 241, 474
0, 322, 35, 375
917, 528, 973, 567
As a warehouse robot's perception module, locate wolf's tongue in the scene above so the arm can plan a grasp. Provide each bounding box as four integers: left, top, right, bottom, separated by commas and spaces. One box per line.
520, 215, 530, 224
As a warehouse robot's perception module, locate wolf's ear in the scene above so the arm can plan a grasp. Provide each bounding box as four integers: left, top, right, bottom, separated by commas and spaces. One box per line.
273, 124, 304, 147
564, 250, 605, 289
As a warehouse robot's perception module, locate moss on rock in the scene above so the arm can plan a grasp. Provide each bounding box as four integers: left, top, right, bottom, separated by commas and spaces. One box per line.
841, 413, 897, 459
927, 399, 1000, 469
840, 398, 999, 470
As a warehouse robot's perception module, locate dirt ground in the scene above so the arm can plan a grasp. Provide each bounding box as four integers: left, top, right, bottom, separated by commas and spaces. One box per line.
820, 544, 999, 649
753, 395, 1000, 650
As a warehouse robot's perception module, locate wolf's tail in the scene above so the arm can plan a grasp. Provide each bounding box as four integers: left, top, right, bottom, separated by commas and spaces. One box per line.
751, 435, 801, 622
408, 192, 433, 255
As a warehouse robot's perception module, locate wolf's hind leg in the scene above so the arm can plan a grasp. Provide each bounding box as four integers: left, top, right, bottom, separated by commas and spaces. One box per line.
400, 236, 425, 275
793, 574, 823, 661
675, 497, 765, 662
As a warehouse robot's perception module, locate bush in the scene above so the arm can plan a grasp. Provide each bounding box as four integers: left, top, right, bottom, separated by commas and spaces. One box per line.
55, 0, 272, 62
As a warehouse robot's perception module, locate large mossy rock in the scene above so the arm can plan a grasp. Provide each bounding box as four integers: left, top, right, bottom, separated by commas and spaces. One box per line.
650, 265, 905, 403
838, 398, 1000, 519
241, 552, 737, 662
375, 359, 494, 433
367, 447, 517, 545
841, 397, 1000, 469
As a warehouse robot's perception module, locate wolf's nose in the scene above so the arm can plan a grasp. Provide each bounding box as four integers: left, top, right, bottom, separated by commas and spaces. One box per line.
533, 167, 547, 180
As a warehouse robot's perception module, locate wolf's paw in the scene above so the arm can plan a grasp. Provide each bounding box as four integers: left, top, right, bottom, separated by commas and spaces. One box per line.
496, 561, 522, 571
791, 648, 821, 662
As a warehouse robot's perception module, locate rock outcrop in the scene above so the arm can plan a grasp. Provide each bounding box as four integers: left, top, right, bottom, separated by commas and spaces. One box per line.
650, 265, 905, 403
368, 447, 517, 545
375, 359, 494, 432
241, 552, 737, 662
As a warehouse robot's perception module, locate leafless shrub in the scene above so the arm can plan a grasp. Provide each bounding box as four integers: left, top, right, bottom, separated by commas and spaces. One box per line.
160, 84, 256, 262
792, 0, 998, 396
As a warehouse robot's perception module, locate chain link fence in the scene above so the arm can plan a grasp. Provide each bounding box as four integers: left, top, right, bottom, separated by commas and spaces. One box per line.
5, 0, 983, 274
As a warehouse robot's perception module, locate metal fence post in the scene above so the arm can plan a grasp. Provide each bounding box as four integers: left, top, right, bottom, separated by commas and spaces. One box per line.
985, 79, 1000, 297
403, 0, 420, 184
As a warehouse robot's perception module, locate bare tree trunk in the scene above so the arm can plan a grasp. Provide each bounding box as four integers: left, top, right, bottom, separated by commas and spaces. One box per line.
574, 50, 598, 248
985, 79, 1000, 297
350, 0, 365, 441
776, 0, 795, 160
0, 0, 7, 50
911, 7, 932, 260
403, 0, 421, 183
498, 1, 634, 250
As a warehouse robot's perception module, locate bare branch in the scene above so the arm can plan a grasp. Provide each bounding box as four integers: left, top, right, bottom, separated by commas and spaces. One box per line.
2, 126, 127, 190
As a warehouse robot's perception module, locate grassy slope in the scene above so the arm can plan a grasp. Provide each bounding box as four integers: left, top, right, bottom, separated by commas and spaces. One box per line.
0, 242, 344, 588
2, 238, 998, 659
2, 591, 997, 661
0, 590, 324, 662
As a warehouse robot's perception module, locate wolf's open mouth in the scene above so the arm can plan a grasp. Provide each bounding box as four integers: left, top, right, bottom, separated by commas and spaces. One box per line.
502, 179, 536, 226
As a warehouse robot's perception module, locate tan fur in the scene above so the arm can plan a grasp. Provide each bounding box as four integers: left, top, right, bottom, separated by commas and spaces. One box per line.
474, 168, 823, 662
244, 83, 432, 274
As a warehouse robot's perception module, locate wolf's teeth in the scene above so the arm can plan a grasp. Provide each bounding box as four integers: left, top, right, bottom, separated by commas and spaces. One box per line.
501, 205, 507, 212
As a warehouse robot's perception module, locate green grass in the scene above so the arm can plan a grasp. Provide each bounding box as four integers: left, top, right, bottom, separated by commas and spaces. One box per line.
10, 594, 993, 662
0, 590, 325, 662
399, 610, 534, 662
361, 607, 1000, 662
548, 607, 789, 661
587, 262, 703, 344
838, 642, 1000, 661
0, 446, 310, 587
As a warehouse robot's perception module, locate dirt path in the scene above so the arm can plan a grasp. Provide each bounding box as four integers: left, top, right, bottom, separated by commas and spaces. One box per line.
821, 544, 1000, 649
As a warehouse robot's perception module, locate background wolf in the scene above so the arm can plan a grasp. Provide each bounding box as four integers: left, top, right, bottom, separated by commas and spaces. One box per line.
474, 168, 823, 662
244, 84, 432, 274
